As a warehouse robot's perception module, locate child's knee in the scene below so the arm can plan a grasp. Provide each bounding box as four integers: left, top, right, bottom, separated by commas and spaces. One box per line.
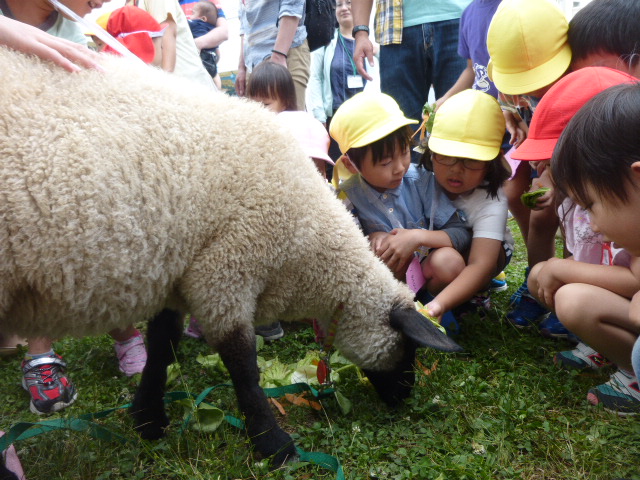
554, 284, 588, 329
527, 262, 546, 297
423, 248, 465, 284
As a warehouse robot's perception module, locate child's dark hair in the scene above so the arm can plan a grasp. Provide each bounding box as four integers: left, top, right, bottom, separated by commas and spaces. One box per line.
247, 61, 297, 111
569, 0, 640, 71
346, 126, 413, 169
194, 1, 219, 24
419, 147, 511, 199
552, 83, 640, 207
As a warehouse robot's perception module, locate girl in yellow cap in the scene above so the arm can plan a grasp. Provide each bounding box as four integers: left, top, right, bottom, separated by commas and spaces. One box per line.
421, 89, 512, 319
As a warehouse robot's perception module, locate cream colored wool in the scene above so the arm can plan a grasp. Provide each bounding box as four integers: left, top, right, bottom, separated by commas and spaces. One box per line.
0, 47, 416, 370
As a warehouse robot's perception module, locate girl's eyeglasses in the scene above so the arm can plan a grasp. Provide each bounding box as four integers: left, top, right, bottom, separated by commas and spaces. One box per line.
432, 154, 487, 171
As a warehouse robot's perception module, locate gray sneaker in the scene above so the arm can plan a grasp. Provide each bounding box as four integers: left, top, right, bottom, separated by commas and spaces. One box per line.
254, 322, 284, 341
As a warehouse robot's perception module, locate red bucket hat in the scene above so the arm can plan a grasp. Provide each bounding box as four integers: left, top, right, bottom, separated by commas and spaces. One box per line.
512, 66, 636, 161
103, 6, 164, 64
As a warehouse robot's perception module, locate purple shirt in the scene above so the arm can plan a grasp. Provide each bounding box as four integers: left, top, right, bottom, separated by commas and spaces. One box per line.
458, 0, 501, 98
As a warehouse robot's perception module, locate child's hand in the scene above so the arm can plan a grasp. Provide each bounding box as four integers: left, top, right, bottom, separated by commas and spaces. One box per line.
503, 111, 528, 148
535, 258, 566, 309
526, 168, 554, 209
425, 300, 443, 320
368, 231, 392, 256
379, 229, 420, 273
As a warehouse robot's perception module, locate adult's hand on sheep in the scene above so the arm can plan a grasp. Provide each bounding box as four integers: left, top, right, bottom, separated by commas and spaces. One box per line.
0, 15, 102, 72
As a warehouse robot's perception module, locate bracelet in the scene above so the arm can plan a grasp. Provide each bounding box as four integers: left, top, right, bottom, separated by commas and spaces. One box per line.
352, 25, 370, 37
271, 49, 288, 59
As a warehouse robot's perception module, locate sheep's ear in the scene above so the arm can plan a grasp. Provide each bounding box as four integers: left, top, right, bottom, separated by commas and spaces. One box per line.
389, 306, 463, 353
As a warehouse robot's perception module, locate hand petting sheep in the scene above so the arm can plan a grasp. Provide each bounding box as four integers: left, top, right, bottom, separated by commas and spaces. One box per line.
0, 46, 461, 474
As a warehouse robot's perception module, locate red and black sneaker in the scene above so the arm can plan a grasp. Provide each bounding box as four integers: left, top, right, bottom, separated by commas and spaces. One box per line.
21, 354, 77, 415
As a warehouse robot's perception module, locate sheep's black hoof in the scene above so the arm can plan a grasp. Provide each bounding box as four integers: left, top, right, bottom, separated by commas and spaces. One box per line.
253, 427, 297, 468
129, 399, 169, 440
0, 462, 19, 480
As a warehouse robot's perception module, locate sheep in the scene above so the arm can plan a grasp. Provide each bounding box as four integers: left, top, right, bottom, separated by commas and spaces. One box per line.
0, 45, 461, 474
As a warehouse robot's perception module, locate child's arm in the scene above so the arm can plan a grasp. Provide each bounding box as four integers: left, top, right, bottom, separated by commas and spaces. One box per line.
537, 256, 640, 309
374, 212, 470, 273
435, 59, 474, 110
428, 237, 503, 315
376, 228, 456, 273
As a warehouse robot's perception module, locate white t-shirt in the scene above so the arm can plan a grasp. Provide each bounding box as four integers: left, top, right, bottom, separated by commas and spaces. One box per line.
137, 0, 215, 91
453, 186, 514, 251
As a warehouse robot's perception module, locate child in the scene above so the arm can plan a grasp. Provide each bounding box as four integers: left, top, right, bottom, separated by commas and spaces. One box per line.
246, 61, 298, 113
568, 0, 640, 77
102, 6, 165, 65
329, 92, 471, 305
277, 110, 335, 178
188, 1, 222, 89
522, 70, 640, 415
421, 90, 513, 318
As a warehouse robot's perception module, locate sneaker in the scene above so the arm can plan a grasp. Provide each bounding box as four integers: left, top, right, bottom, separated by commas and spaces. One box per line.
21, 354, 77, 415
509, 267, 531, 306
538, 313, 571, 339
587, 369, 640, 416
489, 271, 508, 292
114, 332, 147, 376
255, 322, 284, 341
184, 315, 204, 339
554, 342, 613, 370
506, 295, 548, 327
470, 290, 492, 310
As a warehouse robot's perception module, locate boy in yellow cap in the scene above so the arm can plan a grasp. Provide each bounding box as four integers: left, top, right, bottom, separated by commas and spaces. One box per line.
329, 92, 471, 311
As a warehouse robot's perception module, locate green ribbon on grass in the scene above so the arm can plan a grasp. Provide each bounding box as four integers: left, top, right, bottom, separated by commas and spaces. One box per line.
0, 382, 343, 480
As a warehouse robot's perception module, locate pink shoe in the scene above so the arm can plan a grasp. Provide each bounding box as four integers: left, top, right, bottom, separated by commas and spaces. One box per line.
184, 316, 204, 339
114, 332, 147, 376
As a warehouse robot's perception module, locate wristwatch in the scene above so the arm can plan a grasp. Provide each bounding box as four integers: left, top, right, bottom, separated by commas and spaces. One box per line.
352, 25, 370, 37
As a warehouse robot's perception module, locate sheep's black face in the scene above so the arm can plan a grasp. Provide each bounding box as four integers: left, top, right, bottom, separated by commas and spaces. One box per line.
364, 305, 463, 407
363, 338, 419, 407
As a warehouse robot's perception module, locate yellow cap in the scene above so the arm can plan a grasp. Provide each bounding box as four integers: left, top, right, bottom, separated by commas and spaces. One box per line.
428, 90, 505, 161
84, 11, 111, 36
487, 0, 571, 95
329, 92, 418, 154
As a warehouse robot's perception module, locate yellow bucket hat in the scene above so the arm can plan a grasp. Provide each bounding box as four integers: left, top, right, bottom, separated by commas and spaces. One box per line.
487, 0, 571, 95
329, 92, 418, 154
428, 90, 505, 161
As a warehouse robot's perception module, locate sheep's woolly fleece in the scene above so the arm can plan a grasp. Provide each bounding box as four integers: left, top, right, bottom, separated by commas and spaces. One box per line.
0, 47, 416, 370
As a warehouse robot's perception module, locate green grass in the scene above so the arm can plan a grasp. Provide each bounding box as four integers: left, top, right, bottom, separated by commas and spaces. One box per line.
2, 217, 640, 480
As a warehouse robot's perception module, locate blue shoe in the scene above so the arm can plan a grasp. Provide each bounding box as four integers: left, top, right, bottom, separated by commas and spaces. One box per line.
506, 295, 548, 327
490, 271, 508, 292
538, 313, 571, 339
440, 310, 460, 337
509, 267, 531, 306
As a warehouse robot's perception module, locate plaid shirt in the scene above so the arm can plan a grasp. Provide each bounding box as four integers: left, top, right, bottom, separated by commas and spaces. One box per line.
374, 0, 404, 45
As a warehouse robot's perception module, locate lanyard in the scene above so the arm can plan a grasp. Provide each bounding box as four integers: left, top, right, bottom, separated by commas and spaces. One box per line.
337, 32, 358, 77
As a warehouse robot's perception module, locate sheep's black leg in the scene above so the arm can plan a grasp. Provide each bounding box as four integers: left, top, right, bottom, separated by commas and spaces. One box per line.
130, 308, 182, 439
217, 328, 297, 467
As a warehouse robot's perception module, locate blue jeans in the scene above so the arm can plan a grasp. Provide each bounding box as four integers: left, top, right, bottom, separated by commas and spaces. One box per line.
379, 20, 466, 124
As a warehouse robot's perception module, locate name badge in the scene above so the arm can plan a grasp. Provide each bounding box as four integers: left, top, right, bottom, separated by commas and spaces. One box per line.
347, 75, 364, 89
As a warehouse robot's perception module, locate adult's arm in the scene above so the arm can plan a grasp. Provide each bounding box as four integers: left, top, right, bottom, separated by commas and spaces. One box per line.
235, 34, 247, 97
160, 15, 178, 72
351, 0, 374, 80
0, 15, 101, 71
194, 15, 229, 50
270, 15, 299, 68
